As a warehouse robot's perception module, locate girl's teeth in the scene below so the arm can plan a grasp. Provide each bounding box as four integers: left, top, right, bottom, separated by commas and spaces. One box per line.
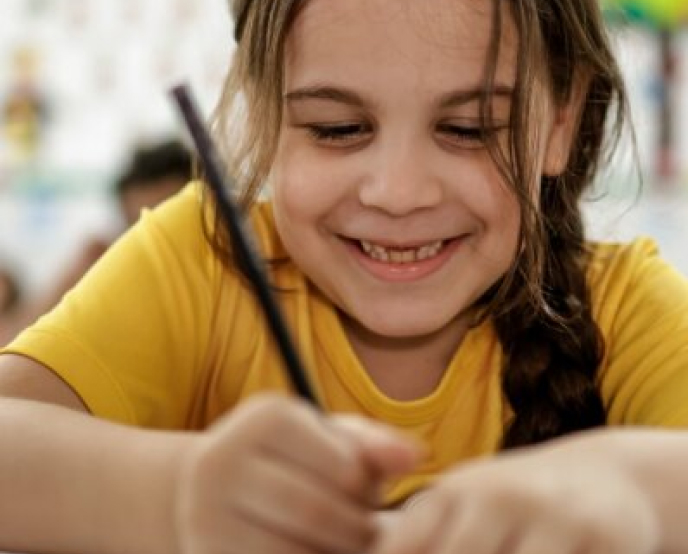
358, 240, 445, 263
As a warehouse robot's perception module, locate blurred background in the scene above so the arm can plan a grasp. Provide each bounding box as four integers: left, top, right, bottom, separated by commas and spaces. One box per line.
0, 0, 687, 321
0, 0, 231, 308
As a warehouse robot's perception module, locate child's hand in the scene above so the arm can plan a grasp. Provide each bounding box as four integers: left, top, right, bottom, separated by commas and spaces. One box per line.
174, 394, 420, 553
373, 432, 659, 553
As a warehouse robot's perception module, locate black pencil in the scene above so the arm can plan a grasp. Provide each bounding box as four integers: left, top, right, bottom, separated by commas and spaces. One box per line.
170, 83, 319, 406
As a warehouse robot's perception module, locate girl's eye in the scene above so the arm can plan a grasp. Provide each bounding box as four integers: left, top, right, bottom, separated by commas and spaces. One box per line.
305, 123, 371, 145
436, 124, 487, 149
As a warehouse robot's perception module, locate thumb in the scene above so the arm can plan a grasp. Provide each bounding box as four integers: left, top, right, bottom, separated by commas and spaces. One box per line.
330, 414, 425, 479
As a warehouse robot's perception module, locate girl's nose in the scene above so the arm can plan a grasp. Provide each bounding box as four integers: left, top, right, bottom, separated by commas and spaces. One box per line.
358, 140, 443, 216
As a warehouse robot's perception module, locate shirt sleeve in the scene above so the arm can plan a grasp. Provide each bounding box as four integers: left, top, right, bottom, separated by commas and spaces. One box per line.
1, 184, 218, 429
596, 239, 688, 427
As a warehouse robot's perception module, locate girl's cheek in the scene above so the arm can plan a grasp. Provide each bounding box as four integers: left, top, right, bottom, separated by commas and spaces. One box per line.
272, 158, 331, 215
279, 147, 355, 202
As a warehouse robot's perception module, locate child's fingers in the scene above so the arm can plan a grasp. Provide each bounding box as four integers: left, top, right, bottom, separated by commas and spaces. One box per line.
330, 414, 424, 478
372, 492, 453, 553
432, 504, 517, 554
180, 509, 319, 554
212, 395, 386, 501
179, 395, 384, 552
513, 522, 578, 554
228, 453, 377, 553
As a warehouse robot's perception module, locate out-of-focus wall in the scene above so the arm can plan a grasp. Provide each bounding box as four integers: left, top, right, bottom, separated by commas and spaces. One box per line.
584, 26, 688, 276
0, 0, 232, 295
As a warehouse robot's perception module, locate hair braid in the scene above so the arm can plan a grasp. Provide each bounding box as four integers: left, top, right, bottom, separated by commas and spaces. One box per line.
498, 176, 606, 448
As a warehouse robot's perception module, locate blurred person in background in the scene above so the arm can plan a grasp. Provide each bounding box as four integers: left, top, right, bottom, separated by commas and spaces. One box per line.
116, 138, 194, 227
0, 139, 192, 347
0, 267, 21, 318
0, 265, 23, 348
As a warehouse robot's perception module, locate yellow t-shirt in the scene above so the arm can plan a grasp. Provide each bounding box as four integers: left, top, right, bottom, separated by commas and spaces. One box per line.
4, 183, 688, 503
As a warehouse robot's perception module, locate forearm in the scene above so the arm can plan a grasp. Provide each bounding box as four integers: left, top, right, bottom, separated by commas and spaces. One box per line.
578, 427, 688, 552
0, 397, 193, 552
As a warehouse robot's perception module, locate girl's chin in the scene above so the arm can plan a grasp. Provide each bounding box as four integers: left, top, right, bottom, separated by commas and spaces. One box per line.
365, 321, 444, 339
343, 308, 464, 341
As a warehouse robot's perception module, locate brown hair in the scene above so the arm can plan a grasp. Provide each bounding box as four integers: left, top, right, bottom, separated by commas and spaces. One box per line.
209, 0, 631, 448
479, 0, 627, 446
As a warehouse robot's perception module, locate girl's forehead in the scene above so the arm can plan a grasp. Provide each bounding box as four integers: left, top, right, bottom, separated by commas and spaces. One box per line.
286, 0, 518, 86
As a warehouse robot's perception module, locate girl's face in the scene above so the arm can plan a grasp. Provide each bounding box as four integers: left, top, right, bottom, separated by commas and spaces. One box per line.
271, 0, 558, 341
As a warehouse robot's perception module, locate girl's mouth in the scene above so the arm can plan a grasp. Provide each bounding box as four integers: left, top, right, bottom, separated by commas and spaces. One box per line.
357, 239, 446, 263
341, 236, 464, 283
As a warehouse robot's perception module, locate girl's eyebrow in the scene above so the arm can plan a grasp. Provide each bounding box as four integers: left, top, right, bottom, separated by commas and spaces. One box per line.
284, 84, 514, 108
438, 85, 514, 108
284, 86, 369, 108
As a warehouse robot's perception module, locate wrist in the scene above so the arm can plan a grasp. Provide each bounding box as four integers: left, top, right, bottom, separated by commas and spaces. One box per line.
157, 432, 200, 553
565, 427, 665, 548
604, 428, 680, 551
111, 429, 198, 553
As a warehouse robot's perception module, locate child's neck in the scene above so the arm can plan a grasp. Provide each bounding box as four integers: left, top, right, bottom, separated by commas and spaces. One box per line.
341, 313, 471, 402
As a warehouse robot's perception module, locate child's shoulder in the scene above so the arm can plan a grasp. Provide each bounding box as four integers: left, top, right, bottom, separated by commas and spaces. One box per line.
586, 237, 660, 278
144, 180, 205, 228
143, 184, 286, 258
586, 237, 688, 324
586, 236, 661, 293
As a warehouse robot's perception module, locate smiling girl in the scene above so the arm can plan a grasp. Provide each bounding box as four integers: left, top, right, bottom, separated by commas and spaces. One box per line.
2, 0, 688, 552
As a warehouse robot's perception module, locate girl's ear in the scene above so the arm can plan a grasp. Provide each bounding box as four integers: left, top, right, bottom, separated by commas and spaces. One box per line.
543, 76, 590, 177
